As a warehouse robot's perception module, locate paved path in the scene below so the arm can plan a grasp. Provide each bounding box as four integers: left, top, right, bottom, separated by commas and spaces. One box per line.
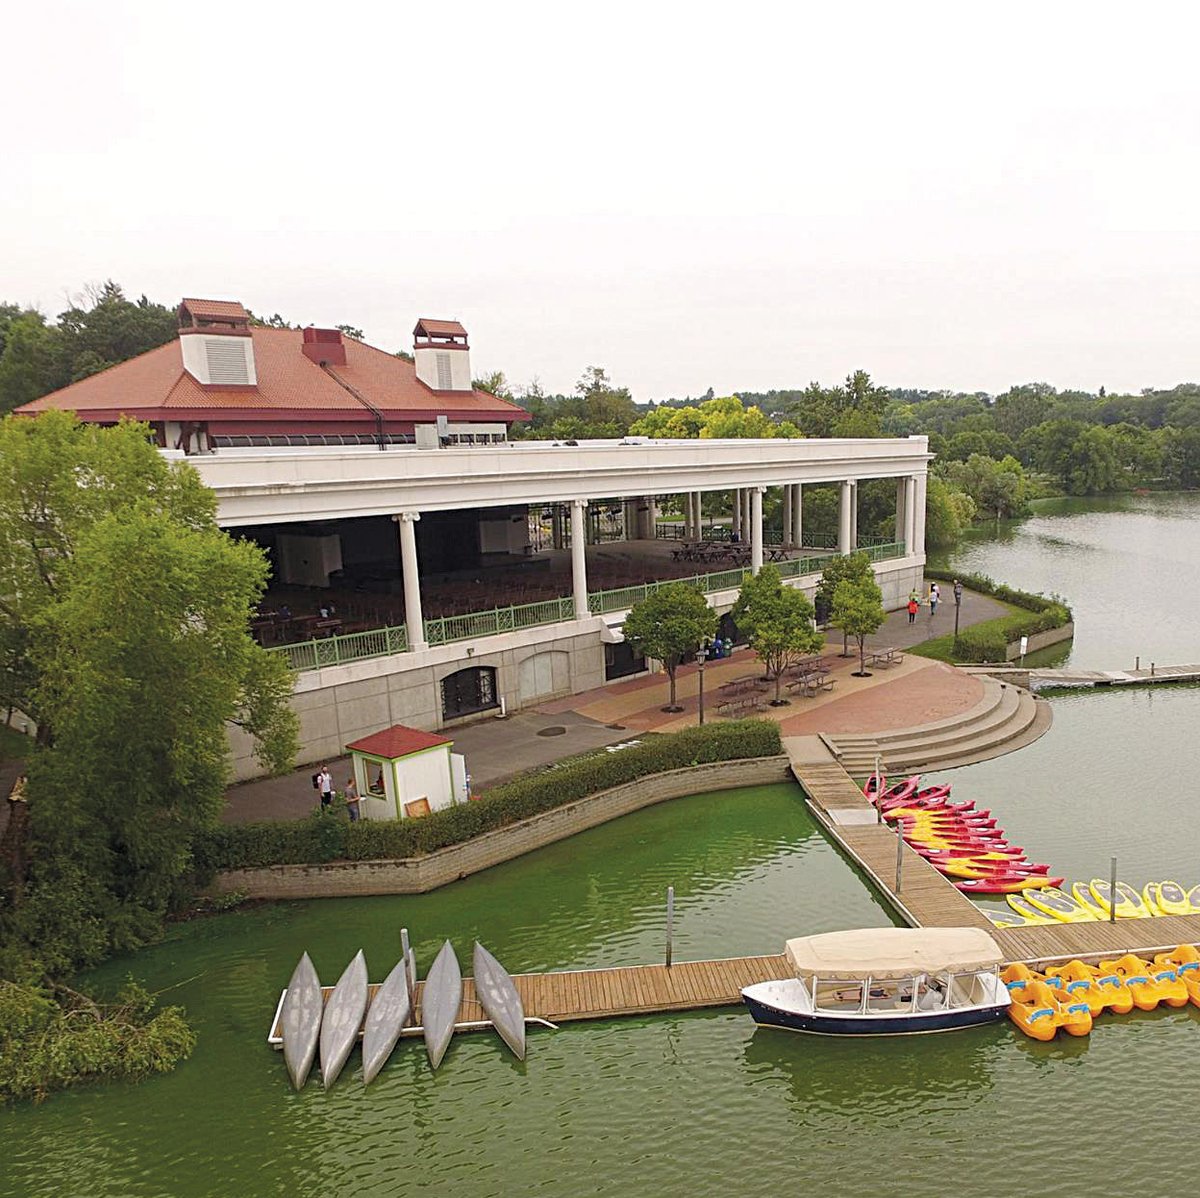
220, 711, 635, 825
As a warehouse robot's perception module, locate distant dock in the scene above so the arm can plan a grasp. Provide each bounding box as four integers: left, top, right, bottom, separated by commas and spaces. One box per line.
786, 738, 1200, 966
970, 662, 1200, 691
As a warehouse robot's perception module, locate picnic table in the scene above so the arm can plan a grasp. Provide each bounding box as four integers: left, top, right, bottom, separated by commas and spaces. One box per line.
717, 692, 764, 717
786, 669, 837, 698
719, 674, 767, 697
865, 646, 904, 669
766, 547, 792, 562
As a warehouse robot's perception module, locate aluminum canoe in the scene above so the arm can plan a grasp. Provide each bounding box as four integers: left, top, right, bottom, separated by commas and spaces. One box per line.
421, 940, 462, 1070
361, 954, 413, 1085
473, 941, 526, 1060
319, 950, 369, 1090
281, 952, 322, 1090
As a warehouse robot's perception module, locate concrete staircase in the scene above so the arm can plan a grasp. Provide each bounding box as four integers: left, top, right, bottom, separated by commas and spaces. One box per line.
821, 678, 1052, 778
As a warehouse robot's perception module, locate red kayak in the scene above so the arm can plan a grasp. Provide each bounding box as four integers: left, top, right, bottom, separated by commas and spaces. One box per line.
954, 875, 1065, 895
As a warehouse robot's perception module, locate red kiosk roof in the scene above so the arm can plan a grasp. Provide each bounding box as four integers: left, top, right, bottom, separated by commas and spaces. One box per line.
345, 725, 453, 760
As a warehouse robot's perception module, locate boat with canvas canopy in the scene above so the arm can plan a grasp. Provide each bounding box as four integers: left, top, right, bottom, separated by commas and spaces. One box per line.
741, 927, 1010, 1036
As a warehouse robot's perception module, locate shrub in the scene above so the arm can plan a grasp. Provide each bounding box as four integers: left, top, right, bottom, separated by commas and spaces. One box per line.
952, 626, 1008, 663
194, 720, 783, 872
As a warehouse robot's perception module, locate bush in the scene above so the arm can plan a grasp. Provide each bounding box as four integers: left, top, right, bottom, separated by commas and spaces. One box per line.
194, 720, 783, 872
952, 625, 1008, 663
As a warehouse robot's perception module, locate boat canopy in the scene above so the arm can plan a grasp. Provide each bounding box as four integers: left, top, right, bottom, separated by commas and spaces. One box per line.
784, 927, 1004, 980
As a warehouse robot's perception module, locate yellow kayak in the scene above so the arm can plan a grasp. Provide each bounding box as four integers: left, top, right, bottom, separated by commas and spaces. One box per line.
1088, 879, 1153, 919
1022, 886, 1097, 924
1155, 881, 1195, 915
1070, 881, 1107, 919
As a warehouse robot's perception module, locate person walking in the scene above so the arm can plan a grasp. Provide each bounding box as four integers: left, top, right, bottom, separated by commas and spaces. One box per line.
345, 775, 361, 822
928, 583, 940, 617
318, 765, 334, 811
906, 595, 919, 624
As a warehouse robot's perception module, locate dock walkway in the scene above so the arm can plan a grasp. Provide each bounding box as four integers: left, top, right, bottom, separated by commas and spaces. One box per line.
1032, 663, 1200, 689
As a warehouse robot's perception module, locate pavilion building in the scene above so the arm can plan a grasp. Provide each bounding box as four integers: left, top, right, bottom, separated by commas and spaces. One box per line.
18, 298, 930, 779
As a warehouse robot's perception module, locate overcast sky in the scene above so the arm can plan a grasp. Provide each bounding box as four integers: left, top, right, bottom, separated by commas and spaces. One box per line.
5, 1, 1200, 400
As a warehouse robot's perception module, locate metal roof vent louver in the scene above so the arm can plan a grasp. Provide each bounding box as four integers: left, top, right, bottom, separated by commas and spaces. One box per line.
436, 352, 453, 390
204, 337, 251, 384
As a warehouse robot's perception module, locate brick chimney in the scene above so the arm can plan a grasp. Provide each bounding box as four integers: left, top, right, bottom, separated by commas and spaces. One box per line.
302, 327, 347, 367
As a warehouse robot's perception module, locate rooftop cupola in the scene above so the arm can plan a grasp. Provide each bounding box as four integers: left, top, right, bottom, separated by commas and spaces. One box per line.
413, 318, 471, 391
178, 298, 257, 386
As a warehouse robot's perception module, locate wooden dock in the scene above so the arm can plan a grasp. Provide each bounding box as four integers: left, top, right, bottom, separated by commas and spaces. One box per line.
268, 954, 794, 1042
1031, 663, 1200, 689
785, 738, 1200, 967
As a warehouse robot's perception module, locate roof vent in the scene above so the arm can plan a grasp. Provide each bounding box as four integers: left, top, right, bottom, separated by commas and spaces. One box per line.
413, 317, 471, 391
178, 297, 257, 386
302, 327, 347, 367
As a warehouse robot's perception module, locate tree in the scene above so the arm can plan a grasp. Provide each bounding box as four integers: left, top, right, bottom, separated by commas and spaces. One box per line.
731, 566, 824, 705
622, 583, 717, 712
831, 574, 886, 677
924, 476, 975, 548
0, 413, 298, 971
815, 551, 875, 652
0, 313, 57, 414
631, 395, 800, 440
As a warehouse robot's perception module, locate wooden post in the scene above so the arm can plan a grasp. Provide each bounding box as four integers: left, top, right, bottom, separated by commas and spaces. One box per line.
665, 886, 675, 968
1109, 856, 1118, 923
875, 754, 883, 824
895, 829, 904, 893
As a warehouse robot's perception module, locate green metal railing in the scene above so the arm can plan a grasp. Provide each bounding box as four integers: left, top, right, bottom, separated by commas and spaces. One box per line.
268, 541, 908, 671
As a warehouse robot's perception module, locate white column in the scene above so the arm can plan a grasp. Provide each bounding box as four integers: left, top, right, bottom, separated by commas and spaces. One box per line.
750, 486, 764, 572
895, 478, 908, 546
570, 499, 589, 617
838, 480, 853, 555
911, 473, 927, 556
731, 489, 742, 539
395, 512, 426, 651
783, 485, 793, 547
850, 482, 859, 550
692, 491, 703, 538
792, 484, 803, 548
742, 489, 752, 537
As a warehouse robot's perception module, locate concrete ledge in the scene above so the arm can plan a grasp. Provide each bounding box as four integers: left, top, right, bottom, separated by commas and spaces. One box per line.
213, 755, 791, 900
1005, 621, 1074, 659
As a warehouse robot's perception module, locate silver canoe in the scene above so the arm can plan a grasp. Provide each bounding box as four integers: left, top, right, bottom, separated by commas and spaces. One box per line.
472, 942, 526, 1060
361, 954, 413, 1085
319, 950, 369, 1089
281, 952, 323, 1090
421, 940, 462, 1070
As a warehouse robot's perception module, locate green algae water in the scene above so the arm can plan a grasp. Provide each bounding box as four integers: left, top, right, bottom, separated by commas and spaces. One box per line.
6, 496, 1200, 1196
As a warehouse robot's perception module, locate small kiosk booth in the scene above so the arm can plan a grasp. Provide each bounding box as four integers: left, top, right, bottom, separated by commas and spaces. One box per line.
344, 725, 470, 820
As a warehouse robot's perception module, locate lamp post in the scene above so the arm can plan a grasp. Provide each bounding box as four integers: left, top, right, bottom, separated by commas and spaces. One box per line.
953, 578, 963, 640
697, 642, 709, 726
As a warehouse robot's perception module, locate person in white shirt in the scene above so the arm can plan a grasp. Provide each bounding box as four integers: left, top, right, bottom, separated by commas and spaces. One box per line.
318, 767, 334, 810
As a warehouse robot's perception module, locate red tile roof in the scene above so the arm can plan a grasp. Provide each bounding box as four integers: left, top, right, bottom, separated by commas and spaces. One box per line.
181, 298, 249, 320
414, 318, 467, 338
16, 327, 530, 424
345, 725, 453, 759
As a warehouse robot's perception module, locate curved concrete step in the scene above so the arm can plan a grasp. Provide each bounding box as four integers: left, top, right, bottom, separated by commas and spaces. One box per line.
829, 681, 1051, 776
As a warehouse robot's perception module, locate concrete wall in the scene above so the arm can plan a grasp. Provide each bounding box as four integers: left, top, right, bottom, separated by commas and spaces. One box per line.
1005, 621, 1074, 660
213, 756, 792, 899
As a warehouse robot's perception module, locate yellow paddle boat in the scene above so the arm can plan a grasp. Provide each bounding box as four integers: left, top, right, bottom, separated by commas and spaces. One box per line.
1022, 886, 1097, 924
1049, 959, 1135, 1015
1096, 954, 1185, 1010
1152, 945, 1200, 1007
1041, 961, 1107, 1017
1005, 977, 1090, 1040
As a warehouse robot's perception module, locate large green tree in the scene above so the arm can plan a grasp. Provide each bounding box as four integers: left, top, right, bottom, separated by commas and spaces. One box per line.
0, 413, 297, 972
831, 573, 886, 678
731, 566, 824, 705
622, 583, 717, 712
815, 550, 875, 653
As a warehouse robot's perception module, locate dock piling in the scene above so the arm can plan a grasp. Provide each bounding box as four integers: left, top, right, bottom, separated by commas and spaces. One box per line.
1109, 857, 1118, 924
665, 886, 675, 969
894, 827, 904, 892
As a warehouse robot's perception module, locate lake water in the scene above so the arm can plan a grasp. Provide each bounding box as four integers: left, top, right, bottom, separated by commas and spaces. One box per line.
4, 496, 1200, 1196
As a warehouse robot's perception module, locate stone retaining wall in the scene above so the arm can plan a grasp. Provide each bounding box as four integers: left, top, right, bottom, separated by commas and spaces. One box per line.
213, 755, 792, 900
1005, 620, 1074, 660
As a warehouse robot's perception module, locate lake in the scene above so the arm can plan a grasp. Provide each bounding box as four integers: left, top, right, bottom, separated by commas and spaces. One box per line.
3, 495, 1200, 1197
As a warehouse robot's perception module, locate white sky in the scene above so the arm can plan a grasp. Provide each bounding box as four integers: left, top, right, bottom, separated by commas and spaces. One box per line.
4, 1, 1200, 399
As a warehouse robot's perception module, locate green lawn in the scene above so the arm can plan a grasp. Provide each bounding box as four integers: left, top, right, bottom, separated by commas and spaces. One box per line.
908, 596, 1025, 663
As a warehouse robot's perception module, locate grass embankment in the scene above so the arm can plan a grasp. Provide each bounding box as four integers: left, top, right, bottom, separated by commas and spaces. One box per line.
195, 719, 783, 874
909, 570, 1072, 664
0, 723, 29, 763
